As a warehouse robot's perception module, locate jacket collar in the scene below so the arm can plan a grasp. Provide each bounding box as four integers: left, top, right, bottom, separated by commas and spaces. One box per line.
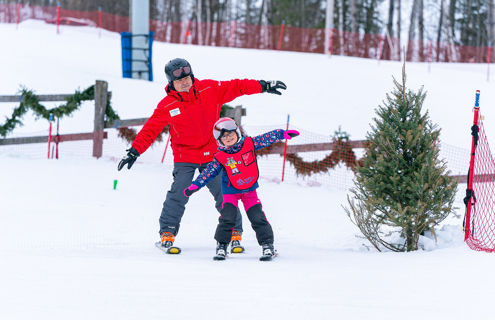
165, 79, 198, 102
218, 136, 245, 154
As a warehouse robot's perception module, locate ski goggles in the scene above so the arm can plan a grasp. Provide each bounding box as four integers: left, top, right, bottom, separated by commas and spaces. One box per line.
172, 66, 191, 78
213, 121, 238, 140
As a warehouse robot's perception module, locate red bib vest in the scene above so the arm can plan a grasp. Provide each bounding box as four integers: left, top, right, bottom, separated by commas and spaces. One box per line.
214, 137, 259, 190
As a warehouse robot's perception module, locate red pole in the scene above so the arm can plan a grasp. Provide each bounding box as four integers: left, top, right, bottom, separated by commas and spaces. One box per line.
16, 0, 20, 29
161, 134, 171, 163
229, 20, 237, 47
427, 40, 433, 73
281, 114, 290, 182
376, 34, 384, 63
55, 117, 60, 159
487, 46, 491, 82
47, 114, 53, 159
464, 90, 481, 241
98, 6, 102, 38
328, 28, 334, 56
56, 2, 61, 34
277, 22, 285, 50
183, 19, 191, 44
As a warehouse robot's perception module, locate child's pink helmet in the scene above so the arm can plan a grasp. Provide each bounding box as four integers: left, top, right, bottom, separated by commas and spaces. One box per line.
213, 117, 241, 144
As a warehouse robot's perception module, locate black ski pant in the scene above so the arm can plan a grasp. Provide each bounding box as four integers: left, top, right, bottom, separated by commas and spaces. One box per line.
215, 203, 274, 245
159, 162, 243, 236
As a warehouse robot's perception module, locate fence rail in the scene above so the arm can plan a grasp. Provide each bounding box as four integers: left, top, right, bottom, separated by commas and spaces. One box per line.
0, 132, 108, 145
0, 94, 75, 103
0, 80, 109, 158
263, 140, 367, 154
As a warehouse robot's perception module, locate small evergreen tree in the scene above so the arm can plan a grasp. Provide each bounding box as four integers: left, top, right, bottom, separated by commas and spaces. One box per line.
345, 64, 457, 252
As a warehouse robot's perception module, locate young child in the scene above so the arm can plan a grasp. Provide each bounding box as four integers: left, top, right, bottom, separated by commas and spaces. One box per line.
183, 117, 299, 261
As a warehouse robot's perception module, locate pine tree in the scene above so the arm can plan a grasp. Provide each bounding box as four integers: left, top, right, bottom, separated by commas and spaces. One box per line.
345, 63, 457, 252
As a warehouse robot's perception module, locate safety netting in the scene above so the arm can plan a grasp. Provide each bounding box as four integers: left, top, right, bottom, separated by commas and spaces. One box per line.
464, 107, 495, 252
1, 2, 494, 63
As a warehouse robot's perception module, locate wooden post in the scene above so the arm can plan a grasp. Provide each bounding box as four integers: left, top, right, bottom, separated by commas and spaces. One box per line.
93, 80, 108, 158
233, 105, 244, 126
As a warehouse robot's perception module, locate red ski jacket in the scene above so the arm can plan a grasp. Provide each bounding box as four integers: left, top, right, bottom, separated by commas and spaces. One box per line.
132, 78, 262, 163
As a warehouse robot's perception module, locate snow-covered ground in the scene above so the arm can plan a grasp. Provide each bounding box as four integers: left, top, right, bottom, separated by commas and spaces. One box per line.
1, 20, 494, 320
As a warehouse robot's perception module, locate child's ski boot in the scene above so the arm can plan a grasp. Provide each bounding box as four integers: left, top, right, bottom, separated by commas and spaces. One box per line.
230, 230, 245, 253
213, 243, 228, 261
158, 232, 181, 254
259, 243, 277, 261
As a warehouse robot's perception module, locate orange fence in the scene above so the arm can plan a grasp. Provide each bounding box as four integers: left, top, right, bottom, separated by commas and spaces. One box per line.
1, 3, 494, 63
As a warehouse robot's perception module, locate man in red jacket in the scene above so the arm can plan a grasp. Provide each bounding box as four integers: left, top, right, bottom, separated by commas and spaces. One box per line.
118, 58, 286, 253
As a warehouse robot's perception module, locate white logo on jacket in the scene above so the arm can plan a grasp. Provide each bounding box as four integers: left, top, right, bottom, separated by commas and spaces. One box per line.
169, 108, 181, 117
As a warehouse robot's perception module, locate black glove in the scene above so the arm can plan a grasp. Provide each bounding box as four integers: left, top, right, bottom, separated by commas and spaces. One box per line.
259, 80, 287, 95
117, 147, 140, 171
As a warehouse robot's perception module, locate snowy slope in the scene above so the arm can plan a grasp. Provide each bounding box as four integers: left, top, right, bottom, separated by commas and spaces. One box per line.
1, 20, 493, 320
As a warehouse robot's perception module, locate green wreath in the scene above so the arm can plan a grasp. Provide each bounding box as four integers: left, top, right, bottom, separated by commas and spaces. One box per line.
0, 85, 120, 138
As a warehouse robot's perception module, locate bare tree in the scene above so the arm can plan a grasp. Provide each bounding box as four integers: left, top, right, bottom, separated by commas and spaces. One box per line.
443, 0, 458, 61
437, 0, 445, 61
407, 0, 419, 60
489, 0, 495, 49
418, 0, 425, 60
196, 0, 203, 45
350, 0, 357, 34
325, 0, 335, 55
387, 0, 394, 38
398, 0, 402, 58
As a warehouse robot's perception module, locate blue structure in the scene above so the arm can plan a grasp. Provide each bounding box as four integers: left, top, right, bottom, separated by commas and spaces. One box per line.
121, 32, 154, 81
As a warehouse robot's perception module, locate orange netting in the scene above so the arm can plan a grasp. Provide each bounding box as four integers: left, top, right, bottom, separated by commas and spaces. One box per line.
1, 3, 493, 63
464, 113, 495, 252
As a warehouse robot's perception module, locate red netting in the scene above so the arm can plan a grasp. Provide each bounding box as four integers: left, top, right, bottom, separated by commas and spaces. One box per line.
465, 115, 495, 252
1, 3, 494, 63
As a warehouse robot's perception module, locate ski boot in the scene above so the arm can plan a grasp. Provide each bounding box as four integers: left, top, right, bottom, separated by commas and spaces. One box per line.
213, 243, 228, 261
260, 243, 277, 261
230, 230, 245, 254
160, 232, 181, 254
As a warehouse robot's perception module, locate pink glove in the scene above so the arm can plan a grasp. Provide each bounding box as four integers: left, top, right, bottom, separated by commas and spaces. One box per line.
284, 130, 300, 140
184, 184, 199, 197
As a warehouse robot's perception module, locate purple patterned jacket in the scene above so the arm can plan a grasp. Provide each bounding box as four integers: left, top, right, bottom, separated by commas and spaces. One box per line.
192, 129, 285, 194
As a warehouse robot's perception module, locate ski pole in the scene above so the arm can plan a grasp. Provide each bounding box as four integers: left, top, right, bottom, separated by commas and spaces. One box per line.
98, 6, 102, 38
56, 2, 61, 34
277, 21, 285, 51
464, 90, 481, 240
161, 134, 171, 163
47, 113, 53, 159
281, 114, 290, 182
55, 116, 60, 159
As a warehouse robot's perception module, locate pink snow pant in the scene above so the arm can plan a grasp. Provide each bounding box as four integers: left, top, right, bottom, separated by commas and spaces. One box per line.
222, 190, 262, 211
216, 190, 273, 245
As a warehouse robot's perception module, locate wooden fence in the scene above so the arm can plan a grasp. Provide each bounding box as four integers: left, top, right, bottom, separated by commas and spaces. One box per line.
0, 81, 468, 183
0, 80, 110, 158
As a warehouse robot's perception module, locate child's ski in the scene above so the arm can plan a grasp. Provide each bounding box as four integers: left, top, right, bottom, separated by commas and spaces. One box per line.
155, 242, 182, 254
259, 251, 278, 261
213, 254, 227, 261
230, 244, 245, 253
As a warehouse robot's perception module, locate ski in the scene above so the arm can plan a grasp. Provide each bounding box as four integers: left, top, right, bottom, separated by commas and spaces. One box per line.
259, 251, 278, 261
213, 243, 228, 260
213, 254, 227, 261
155, 242, 182, 254
231, 244, 245, 254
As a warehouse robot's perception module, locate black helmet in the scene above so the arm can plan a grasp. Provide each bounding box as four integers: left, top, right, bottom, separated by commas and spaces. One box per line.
164, 58, 194, 84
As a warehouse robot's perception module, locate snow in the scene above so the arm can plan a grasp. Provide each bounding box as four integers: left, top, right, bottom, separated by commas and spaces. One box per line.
1, 20, 494, 319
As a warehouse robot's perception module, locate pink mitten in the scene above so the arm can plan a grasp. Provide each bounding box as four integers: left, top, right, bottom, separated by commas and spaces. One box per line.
284, 130, 300, 140
184, 184, 199, 197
